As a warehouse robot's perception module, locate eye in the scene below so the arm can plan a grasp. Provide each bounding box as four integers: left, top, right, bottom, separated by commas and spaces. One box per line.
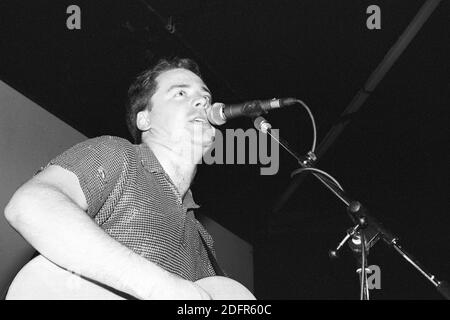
174, 89, 187, 97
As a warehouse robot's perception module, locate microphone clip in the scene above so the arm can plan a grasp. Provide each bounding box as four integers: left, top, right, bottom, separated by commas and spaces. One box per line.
300, 151, 317, 167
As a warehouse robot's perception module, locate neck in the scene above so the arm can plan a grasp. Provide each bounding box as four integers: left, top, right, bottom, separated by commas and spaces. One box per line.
142, 135, 202, 198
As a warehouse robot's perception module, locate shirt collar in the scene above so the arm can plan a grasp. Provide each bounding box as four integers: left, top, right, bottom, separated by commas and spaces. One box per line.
136, 142, 200, 210
183, 189, 200, 210
137, 142, 165, 174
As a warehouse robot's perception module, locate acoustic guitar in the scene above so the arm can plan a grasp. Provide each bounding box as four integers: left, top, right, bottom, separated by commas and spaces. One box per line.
6, 255, 256, 300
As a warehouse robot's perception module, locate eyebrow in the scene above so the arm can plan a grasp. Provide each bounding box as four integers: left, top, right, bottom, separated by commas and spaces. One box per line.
166, 84, 212, 97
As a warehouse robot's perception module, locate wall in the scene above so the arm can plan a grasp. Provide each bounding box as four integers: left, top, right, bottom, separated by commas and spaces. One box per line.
0, 80, 87, 297
198, 214, 254, 293
0, 80, 253, 298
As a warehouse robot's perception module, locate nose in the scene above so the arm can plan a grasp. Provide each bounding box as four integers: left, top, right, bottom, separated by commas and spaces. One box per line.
193, 95, 210, 109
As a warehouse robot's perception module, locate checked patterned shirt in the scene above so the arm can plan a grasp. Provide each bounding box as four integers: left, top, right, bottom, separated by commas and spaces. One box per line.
46, 135, 218, 281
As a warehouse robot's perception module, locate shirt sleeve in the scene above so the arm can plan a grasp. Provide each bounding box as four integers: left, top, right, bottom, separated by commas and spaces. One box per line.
46, 136, 133, 218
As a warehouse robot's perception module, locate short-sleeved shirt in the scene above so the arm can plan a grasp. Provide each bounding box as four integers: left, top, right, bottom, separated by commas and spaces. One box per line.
46, 135, 217, 281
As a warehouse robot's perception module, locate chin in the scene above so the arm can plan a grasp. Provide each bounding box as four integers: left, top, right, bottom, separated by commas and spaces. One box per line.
191, 138, 214, 149
203, 140, 215, 151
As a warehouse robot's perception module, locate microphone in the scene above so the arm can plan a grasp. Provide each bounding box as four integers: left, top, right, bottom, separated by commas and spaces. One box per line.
207, 98, 297, 125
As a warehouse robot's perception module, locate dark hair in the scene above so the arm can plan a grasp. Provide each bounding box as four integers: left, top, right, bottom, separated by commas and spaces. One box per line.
126, 57, 203, 144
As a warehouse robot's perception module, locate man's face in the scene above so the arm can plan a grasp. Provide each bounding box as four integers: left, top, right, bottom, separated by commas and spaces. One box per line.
146, 68, 216, 151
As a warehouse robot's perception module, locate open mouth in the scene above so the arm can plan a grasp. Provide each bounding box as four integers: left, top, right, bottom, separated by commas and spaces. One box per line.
192, 117, 210, 126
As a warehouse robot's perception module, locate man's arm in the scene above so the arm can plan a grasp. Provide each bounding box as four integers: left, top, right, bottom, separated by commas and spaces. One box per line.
4, 165, 210, 299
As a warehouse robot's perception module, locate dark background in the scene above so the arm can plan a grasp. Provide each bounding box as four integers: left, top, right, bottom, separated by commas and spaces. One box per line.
1, 0, 449, 299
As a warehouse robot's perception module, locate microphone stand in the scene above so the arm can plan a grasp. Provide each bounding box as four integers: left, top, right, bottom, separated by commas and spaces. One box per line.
254, 117, 450, 300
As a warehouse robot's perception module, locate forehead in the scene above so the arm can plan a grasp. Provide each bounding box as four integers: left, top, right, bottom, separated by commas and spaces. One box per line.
155, 68, 206, 91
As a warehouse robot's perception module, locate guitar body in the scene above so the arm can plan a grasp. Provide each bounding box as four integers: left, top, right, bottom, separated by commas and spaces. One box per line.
6, 255, 255, 300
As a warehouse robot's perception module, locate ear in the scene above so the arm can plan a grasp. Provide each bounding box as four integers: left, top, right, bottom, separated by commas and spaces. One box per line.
136, 110, 151, 131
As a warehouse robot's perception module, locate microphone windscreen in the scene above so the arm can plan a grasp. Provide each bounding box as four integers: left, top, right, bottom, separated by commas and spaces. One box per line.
207, 103, 226, 125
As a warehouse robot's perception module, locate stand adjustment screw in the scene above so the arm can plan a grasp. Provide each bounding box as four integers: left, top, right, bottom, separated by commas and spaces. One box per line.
329, 250, 339, 259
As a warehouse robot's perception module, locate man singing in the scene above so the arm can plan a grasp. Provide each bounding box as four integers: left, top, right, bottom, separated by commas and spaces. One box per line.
5, 58, 226, 299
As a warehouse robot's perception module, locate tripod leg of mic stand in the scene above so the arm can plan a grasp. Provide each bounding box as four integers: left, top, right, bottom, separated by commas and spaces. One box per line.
356, 268, 371, 300
356, 231, 370, 300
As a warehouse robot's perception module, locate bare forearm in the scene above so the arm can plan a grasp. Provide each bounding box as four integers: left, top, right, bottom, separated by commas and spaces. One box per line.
5, 183, 200, 299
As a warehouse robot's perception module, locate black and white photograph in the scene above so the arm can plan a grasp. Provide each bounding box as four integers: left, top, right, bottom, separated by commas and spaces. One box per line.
0, 0, 449, 302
